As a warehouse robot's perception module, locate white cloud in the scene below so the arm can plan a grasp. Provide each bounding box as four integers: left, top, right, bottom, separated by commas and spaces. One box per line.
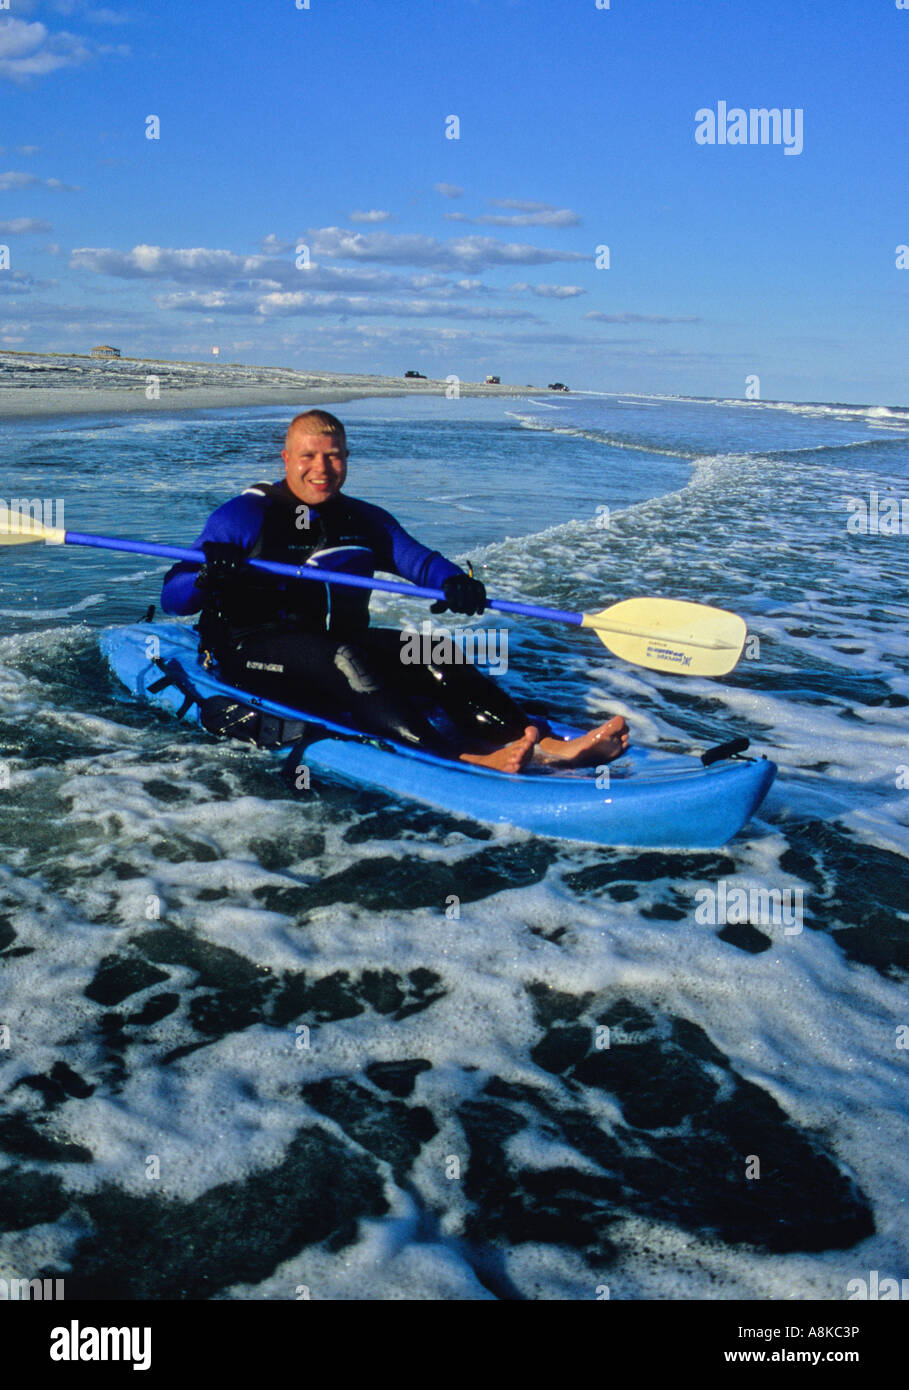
71, 240, 587, 302
0, 218, 53, 233
155, 290, 231, 311
0, 171, 41, 190
0, 169, 79, 191
0, 18, 90, 81
155, 287, 538, 323
70, 242, 498, 299
0, 14, 127, 82
447, 201, 580, 228
434, 183, 463, 198
70, 244, 269, 279
476, 210, 580, 227
584, 311, 701, 324
0, 18, 47, 59
308, 226, 588, 270
260, 234, 293, 255
63, 236, 611, 338
510, 282, 585, 298
349, 210, 394, 223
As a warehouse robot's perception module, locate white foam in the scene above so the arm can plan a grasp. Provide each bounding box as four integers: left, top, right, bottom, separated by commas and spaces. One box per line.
1, 392, 908, 1300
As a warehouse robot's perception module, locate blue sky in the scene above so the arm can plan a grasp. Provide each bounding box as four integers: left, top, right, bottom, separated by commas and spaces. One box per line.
0, 0, 906, 402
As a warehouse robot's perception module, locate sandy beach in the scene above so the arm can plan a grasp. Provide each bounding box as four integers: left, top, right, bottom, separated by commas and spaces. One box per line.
0, 351, 533, 419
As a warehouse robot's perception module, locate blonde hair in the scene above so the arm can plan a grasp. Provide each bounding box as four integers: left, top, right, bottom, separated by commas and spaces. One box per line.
285, 410, 347, 447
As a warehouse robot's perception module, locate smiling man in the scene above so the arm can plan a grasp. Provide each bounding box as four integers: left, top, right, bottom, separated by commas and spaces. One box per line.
161, 409, 628, 771
283, 421, 348, 507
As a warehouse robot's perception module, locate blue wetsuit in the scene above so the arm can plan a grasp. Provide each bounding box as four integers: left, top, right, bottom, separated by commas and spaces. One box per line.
161, 481, 535, 754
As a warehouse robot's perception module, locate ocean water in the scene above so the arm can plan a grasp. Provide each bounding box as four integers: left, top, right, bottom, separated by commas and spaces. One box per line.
0, 390, 907, 1301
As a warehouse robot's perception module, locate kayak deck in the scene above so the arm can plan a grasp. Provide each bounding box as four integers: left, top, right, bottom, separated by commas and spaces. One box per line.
100, 622, 777, 849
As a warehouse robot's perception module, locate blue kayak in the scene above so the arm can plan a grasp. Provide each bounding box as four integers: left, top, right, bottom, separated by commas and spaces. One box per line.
100, 622, 776, 849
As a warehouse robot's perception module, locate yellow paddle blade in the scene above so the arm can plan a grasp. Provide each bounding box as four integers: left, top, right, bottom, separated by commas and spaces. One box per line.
581, 597, 747, 677
0, 509, 65, 545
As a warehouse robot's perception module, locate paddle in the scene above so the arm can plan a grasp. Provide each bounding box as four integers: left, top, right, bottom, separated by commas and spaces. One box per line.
0, 514, 747, 677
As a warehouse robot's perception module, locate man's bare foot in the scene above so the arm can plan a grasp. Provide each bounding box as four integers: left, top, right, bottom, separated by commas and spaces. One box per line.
533, 715, 630, 768
460, 725, 540, 773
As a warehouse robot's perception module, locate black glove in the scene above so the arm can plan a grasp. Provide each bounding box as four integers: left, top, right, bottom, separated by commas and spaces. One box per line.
196, 541, 249, 594
430, 570, 487, 617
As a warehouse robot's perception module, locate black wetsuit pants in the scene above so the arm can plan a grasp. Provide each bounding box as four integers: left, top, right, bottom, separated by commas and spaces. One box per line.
217, 626, 543, 757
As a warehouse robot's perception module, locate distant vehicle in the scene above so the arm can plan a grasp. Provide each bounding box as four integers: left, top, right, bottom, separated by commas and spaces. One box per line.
485, 375, 500, 385
404, 370, 426, 379
547, 382, 569, 392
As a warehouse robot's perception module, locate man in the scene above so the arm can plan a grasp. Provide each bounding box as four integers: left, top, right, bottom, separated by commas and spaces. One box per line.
161, 410, 629, 772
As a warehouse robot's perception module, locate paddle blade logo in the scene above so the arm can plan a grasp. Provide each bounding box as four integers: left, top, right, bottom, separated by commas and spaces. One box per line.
645, 642, 692, 670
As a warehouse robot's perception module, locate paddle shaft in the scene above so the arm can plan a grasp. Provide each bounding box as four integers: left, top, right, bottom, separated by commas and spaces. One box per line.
11, 524, 743, 669
60, 529, 586, 627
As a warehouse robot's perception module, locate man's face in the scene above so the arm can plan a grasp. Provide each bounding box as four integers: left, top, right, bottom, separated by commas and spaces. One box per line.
282, 431, 348, 506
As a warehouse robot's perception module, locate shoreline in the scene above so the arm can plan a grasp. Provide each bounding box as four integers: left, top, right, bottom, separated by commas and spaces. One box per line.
0, 354, 535, 421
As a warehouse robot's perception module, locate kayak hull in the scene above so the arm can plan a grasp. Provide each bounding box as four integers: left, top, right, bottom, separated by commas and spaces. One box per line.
100, 623, 776, 849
